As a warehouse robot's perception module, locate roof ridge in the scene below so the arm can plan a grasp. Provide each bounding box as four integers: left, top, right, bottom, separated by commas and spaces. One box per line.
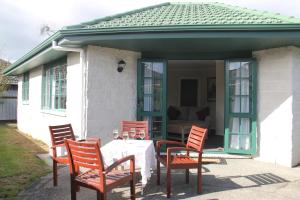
65, 2, 171, 29
213, 2, 300, 23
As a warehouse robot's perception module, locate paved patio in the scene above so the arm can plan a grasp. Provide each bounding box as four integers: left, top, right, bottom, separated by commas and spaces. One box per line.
17, 158, 300, 200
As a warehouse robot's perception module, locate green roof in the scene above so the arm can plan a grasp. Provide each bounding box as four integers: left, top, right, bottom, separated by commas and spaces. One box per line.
4, 2, 300, 76
66, 2, 300, 30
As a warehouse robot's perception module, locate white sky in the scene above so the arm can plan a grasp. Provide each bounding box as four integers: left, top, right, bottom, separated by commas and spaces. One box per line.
1, 0, 300, 61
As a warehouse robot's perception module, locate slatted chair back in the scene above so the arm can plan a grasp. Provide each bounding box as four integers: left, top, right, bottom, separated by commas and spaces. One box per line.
64, 139, 104, 175
186, 125, 208, 152
49, 124, 75, 147
121, 120, 149, 140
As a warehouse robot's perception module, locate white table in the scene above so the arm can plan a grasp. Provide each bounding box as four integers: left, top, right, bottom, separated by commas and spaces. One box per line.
100, 140, 156, 187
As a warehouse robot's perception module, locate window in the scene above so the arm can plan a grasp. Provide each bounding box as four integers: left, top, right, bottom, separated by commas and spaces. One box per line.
22, 72, 29, 102
180, 79, 198, 107
42, 58, 67, 111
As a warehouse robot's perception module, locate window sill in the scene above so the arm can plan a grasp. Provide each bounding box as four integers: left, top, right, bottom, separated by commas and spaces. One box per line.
41, 109, 66, 117
22, 101, 29, 105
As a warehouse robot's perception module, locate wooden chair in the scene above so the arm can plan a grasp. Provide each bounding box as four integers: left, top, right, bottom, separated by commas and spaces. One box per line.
49, 124, 76, 186
156, 125, 208, 198
49, 124, 100, 186
121, 120, 149, 140
64, 139, 135, 200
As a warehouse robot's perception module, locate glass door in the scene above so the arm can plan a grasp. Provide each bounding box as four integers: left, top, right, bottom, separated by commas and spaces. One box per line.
137, 59, 167, 141
224, 59, 257, 154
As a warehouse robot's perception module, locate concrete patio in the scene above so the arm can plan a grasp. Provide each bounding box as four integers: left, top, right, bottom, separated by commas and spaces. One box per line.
16, 158, 300, 200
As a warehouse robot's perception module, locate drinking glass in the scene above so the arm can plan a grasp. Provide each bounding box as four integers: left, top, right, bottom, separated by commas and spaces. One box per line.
130, 128, 136, 139
113, 129, 119, 140
139, 130, 146, 140
123, 131, 129, 140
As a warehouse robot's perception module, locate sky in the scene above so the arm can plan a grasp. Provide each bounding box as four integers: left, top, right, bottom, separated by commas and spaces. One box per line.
1, 0, 300, 62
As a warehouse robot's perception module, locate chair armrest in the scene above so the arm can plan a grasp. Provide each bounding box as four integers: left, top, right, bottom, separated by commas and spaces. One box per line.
50, 144, 65, 149
156, 140, 185, 156
166, 147, 201, 155
105, 155, 135, 174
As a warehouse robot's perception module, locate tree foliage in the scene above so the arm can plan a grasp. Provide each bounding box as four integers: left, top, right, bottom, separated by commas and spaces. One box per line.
0, 59, 11, 93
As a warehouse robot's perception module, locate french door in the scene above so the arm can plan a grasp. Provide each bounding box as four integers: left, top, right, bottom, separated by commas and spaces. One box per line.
137, 59, 167, 141
224, 59, 257, 154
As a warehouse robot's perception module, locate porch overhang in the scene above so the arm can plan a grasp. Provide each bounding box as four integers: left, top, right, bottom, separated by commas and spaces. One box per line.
4, 25, 300, 75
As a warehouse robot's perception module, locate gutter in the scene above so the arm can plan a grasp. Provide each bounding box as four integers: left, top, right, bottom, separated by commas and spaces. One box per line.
52, 41, 88, 140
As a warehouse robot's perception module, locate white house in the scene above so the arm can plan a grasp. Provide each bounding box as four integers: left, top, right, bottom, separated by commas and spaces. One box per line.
3, 2, 300, 167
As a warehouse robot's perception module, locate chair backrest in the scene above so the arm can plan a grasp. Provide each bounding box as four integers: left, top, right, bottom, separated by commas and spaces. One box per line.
64, 139, 104, 175
186, 125, 208, 152
121, 120, 149, 140
49, 124, 76, 147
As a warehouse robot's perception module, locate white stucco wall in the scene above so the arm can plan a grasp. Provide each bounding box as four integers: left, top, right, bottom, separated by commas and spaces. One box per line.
254, 46, 300, 167
291, 48, 300, 166
215, 60, 224, 136
85, 45, 141, 144
17, 52, 83, 148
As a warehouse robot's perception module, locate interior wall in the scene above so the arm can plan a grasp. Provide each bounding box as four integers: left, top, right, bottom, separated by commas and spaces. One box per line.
167, 60, 216, 129
216, 60, 225, 135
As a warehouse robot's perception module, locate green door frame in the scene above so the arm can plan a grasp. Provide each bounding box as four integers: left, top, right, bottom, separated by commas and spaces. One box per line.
224, 59, 257, 154
137, 59, 167, 141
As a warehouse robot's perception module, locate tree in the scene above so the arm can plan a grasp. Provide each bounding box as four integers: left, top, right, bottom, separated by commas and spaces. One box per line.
0, 59, 11, 93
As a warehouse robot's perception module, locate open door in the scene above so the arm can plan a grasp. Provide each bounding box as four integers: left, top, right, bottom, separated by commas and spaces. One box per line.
224, 59, 257, 154
137, 59, 167, 141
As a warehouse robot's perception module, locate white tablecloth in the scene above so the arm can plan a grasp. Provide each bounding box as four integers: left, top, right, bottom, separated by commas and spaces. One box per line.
100, 140, 156, 185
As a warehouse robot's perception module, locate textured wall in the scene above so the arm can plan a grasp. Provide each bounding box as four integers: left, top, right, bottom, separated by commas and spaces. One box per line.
254, 46, 295, 167
86, 46, 141, 145
17, 52, 83, 150
292, 47, 300, 166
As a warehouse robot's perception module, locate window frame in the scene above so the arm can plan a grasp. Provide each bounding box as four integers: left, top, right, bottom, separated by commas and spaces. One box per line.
41, 57, 67, 112
22, 72, 30, 103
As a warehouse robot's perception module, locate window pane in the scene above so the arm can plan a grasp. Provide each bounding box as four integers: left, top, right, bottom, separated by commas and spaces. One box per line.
229, 62, 240, 78
241, 62, 250, 78
231, 97, 240, 113
241, 97, 250, 113
229, 79, 240, 95
241, 118, 251, 134
241, 79, 249, 95
229, 117, 239, 133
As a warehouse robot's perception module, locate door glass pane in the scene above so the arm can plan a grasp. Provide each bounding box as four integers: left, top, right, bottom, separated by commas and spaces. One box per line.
152, 116, 163, 140
241, 80, 249, 95
231, 97, 240, 113
144, 78, 152, 94
143, 96, 152, 111
153, 62, 163, 78
229, 117, 239, 133
241, 97, 250, 113
240, 118, 251, 134
230, 79, 240, 95
229, 62, 240, 78
143, 62, 152, 77
230, 135, 250, 150
241, 62, 250, 78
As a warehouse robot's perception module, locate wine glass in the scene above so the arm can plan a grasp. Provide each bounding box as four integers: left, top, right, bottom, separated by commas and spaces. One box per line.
123, 131, 129, 140
113, 129, 119, 140
130, 128, 136, 139
139, 130, 146, 140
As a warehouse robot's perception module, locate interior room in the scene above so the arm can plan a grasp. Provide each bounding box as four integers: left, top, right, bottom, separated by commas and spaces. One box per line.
167, 60, 224, 151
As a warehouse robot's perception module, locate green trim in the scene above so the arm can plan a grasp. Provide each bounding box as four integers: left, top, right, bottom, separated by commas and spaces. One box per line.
224, 59, 257, 155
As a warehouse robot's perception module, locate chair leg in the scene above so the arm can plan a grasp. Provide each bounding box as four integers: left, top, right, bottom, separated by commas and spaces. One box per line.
70, 177, 76, 200
167, 167, 171, 198
185, 169, 189, 184
53, 159, 57, 186
130, 179, 135, 200
197, 165, 202, 193
157, 160, 160, 185
97, 191, 101, 200
100, 192, 106, 200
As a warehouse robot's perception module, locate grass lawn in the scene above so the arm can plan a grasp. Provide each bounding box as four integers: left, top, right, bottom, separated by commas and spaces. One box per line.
0, 123, 51, 199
